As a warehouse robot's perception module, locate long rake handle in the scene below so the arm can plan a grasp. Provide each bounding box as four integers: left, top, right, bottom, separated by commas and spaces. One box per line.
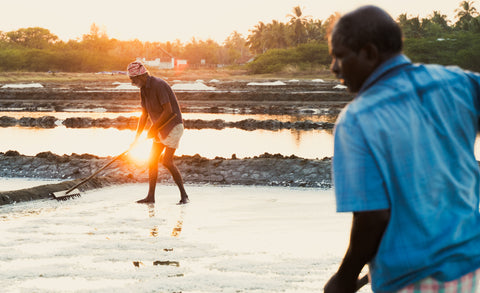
65, 150, 129, 194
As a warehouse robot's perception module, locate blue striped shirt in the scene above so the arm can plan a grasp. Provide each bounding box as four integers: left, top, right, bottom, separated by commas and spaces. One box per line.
333, 54, 480, 292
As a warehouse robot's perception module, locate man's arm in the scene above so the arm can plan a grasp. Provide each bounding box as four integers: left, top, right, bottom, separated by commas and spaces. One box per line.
147, 102, 174, 139
324, 209, 390, 293
130, 108, 148, 148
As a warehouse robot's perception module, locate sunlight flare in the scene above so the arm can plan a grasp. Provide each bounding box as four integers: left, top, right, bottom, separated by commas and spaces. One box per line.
126, 138, 151, 165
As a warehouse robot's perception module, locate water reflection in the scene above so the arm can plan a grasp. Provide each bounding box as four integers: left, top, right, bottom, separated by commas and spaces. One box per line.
4, 123, 480, 160
153, 260, 180, 267
150, 226, 159, 237
171, 207, 186, 238
0, 126, 335, 159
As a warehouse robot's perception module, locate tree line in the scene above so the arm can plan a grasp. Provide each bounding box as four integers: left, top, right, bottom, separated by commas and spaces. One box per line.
0, 1, 479, 73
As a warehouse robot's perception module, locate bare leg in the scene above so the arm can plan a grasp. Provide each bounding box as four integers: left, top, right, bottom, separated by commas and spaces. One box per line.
137, 142, 164, 204
162, 147, 189, 204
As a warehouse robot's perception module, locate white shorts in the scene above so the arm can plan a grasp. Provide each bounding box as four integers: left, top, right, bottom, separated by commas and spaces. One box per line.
154, 124, 184, 149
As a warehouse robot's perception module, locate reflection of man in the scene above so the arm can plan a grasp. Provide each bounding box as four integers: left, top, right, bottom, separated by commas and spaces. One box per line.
325, 5, 480, 293
128, 61, 189, 205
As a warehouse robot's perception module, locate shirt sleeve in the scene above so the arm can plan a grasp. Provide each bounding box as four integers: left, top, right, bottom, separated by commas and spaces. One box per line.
333, 116, 390, 213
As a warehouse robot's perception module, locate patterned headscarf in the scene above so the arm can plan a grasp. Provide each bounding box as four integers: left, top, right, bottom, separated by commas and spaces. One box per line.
127, 61, 148, 77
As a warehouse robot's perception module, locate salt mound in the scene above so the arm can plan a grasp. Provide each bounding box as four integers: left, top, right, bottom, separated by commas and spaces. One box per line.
333, 84, 347, 89
247, 81, 286, 86
2, 83, 44, 89
312, 79, 325, 83
172, 82, 216, 91
114, 83, 138, 90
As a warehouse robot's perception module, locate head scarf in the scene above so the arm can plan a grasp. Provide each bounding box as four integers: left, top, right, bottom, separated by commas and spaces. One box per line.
127, 61, 148, 77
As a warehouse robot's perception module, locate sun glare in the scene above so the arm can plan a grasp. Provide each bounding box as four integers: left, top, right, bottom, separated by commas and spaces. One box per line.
126, 138, 151, 165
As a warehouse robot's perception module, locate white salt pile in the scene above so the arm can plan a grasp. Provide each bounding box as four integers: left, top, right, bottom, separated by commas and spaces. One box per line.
113, 83, 138, 90
312, 79, 325, 83
171, 82, 216, 91
333, 84, 347, 89
246, 81, 286, 86
1, 83, 44, 89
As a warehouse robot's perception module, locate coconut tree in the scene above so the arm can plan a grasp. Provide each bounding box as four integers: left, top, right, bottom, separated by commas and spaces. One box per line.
431, 11, 450, 30
247, 21, 267, 54
455, 1, 479, 30
397, 14, 424, 38
264, 20, 290, 49
287, 6, 311, 45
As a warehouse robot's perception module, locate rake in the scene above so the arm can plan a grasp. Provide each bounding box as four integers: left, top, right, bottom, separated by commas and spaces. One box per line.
50, 149, 130, 200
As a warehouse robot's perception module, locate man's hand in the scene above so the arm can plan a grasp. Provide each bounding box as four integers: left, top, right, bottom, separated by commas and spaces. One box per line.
129, 137, 139, 151
147, 126, 158, 139
324, 273, 357, 293
324, 210, 389, 293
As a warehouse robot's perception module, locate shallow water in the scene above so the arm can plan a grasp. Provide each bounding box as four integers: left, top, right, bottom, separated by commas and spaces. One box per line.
0, 184, 371, 293
0, 178, 63, 191
0, 126, 334, 159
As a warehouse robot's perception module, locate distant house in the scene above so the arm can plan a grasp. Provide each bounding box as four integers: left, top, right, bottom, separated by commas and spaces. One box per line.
137, 47, 188, 70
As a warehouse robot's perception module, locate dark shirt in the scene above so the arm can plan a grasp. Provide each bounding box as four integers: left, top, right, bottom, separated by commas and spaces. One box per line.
140, 76, 183, 138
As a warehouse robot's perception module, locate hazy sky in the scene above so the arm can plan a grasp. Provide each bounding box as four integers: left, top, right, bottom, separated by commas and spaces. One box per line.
0, 0, 464, 43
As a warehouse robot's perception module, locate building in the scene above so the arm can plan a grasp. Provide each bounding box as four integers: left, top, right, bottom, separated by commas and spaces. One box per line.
137, 47, 188, 70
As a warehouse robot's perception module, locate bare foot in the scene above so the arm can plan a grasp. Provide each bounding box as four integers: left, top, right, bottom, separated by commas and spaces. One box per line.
137, 197, 155, 204
177, 197, 190, 205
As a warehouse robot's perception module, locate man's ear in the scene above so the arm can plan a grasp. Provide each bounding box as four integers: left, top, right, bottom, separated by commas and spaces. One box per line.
363, 43, 379, 62
359, 43, 383, 70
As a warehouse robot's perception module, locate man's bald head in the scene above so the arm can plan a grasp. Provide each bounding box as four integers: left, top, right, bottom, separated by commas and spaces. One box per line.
330, 5, 402, 55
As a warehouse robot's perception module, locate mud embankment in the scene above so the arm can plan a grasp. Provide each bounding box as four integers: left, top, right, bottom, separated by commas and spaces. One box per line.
0, 151, 332, 205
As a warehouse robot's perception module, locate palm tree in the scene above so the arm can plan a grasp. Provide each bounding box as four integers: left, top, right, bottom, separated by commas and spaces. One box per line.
287, 6, 310, 45
397, 14, 424, 38
456, 0, 478, 20
455, 1, 479, 29
247, 22, 267, 54
264, 20, 289, 49
431, 11, 450, 30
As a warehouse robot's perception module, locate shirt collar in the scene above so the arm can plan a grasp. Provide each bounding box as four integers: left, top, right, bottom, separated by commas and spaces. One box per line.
358, 54, 412, 95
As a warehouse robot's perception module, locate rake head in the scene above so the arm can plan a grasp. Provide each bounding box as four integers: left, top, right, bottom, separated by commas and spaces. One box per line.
50, 188, 82, 201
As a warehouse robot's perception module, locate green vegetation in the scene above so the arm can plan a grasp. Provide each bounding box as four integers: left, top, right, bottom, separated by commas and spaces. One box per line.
247, 1, 480, 74
0, 1, 479, 74
247, 43, 330, 74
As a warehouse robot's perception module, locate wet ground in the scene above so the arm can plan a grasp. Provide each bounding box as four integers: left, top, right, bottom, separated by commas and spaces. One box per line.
0, 184, 371, 293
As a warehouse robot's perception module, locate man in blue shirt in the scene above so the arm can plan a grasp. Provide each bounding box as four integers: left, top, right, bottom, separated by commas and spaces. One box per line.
324, 6, 480, 293
128, 61, 189, 205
